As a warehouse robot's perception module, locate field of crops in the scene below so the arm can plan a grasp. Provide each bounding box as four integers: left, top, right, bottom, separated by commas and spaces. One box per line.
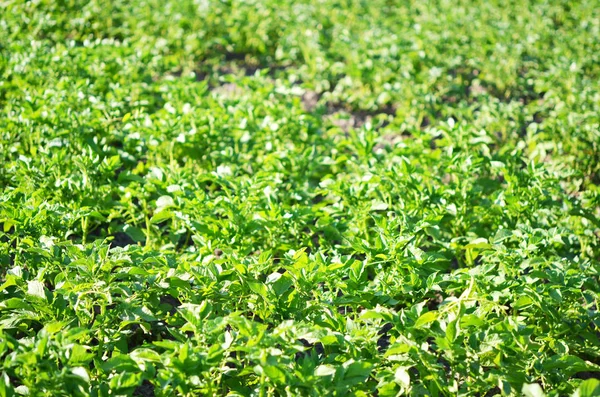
1, 0, 599, 396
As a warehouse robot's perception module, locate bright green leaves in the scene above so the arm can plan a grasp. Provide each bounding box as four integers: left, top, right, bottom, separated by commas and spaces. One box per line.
1, 0, 599, 395
247, 281, 269, 300
343, 360, 374, 388
313, 360, 374, 392
574, 379, 600, 397
445, 318, 460, 343
179, 301, 212, 332
266, 271, 293, 296
315, 364, 337, 377
464, 238, 493, 266
414, 311, 438, 329
151, 195, 176, 224
261, 364, 287, 384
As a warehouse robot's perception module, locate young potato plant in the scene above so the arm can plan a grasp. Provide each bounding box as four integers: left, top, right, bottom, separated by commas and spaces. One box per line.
1, 0, 599, 396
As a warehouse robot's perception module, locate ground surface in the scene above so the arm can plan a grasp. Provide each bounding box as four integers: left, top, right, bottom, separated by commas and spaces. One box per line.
1, 0, 600, 396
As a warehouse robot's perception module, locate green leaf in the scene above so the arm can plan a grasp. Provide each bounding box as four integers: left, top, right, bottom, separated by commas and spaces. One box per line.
371, 201, 388, 211
513, 295, 533, 309
109, 371, 143, 390
542, 355, 600, 377
263, 365, 286, 384
69, 344, 94, 364
464, 238, 492, 250
548, 288, 562, 303
414, 311, 438, 328
70, 367, 90, 383
491, 229, 512, 244
344, 361, 373, 379
0, 371, 13, 397
394, 367, 410, 388
150, 210, 173, 224
343, 361, 374, 386
573, 379, 600, 397
1, 298, 33, 310
26, 280, 46, 300
100, 355, 138, 373
522, 383, 545, 397
131, 348, 162, 363
271, 273, 293, 296
248, 281, 269, 299
385, 343, 412, 357
445, 319, 459, 342
460, 314, 486, 327
123, 225, 146, 243
315, 365, 337, 377
3, 220, 16, 233
156, 195, 175, 211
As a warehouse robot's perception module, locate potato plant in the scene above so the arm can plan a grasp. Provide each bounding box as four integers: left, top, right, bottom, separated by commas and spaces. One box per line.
0, 0, 599, 396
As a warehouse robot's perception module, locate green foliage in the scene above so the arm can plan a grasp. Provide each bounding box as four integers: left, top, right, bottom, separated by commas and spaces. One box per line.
1, 0, 599, 395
